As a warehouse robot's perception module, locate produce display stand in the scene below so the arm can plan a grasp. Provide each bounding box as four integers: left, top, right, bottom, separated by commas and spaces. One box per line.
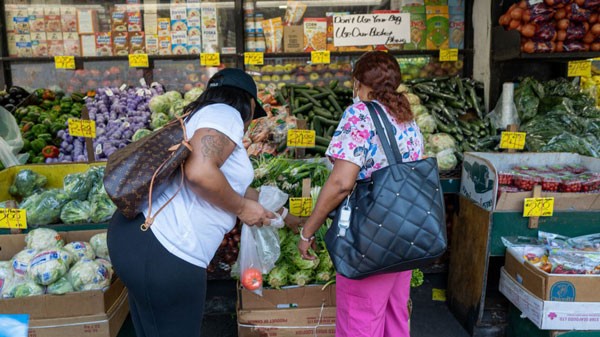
447, 152, 600, 336
507, 305, 600, 337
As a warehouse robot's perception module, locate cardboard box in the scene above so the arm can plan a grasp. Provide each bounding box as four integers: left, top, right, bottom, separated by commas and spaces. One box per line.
201, 3, 219, 53
303, 18, 327, 52
28, 8, 46, 32
14, 33, 32, 57
111, 5, 128, 33
284, 25, 304, 52
112, 31, 129, 56
449, 6, 464, 49
7, 33, 18, 57
44, 7, 61, 33
129, 31, 145, 54
80, 34, 97, 56
30, 32, 48, 56
77, 9, 99, 34
158, 18, 171, 37
63, 32, 81, 56
47, 31, 64, 56
187, 35, 201, 54
95, 32, 113, 56
5, 9, 17, 33
499, 268, 600, 330
143, 13, 158, 34
460, 153, 600, 211
60, 7, 78, 32
158, 35, 172, 55
0, 230, 125, 320
503, 250, 600, 303
145, 34, 159, 55
28, 283, 129, 337
127, 10, 142, 32
13, 8, 30, 34
402, 5, 426, 50
237, 285, 336, 337
426, 5, 449, 49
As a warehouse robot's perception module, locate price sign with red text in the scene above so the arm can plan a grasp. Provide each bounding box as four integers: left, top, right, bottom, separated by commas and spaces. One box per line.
289, 198, 313, 217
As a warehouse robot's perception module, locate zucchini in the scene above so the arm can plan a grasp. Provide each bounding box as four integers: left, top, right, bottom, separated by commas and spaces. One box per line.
298, 90, 323, 108
314, 107, 334, 119
292, 103, 314, 115
313, 115, 339, 127
287, 84, 310, 90
316, 135, 331, 146
329, 79, 339, 89
326, 125, 336, 137
328, 95, 344, 115
313, 116, 323, 136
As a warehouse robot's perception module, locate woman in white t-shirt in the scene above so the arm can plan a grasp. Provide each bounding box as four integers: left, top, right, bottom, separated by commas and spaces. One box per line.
107, 69, 298, 337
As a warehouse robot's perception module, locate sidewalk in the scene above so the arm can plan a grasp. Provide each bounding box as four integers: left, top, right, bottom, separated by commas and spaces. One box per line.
117, 271, 471, 337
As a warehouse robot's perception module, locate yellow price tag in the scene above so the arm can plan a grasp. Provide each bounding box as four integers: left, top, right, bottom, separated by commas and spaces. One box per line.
287, 129, 316, 148
439, 49, 459, 62
311, 51, 330, 64
523, 197, 554, 217
289, 198, 313, 217
129, 54, 149, 68
568, 60, 591, 77
68, 119, 96, 138
499, 131, 526, 150
0, 209, 27, 229
432, 288, 447, 302
54, 56, 76, 69
244, 52, 264, 65
200, 53, 220, 66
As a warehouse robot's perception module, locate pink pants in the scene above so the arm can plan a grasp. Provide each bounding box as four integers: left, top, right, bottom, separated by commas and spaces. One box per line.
335, 271, 411, 337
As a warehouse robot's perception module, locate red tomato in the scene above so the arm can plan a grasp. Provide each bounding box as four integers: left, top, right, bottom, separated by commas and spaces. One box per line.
241, 268, 263, 291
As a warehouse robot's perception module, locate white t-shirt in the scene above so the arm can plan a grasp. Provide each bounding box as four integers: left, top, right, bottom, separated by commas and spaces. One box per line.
144, 103, 254, 268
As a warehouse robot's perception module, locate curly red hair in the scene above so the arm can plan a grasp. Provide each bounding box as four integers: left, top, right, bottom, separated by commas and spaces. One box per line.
352, 51, 413, 122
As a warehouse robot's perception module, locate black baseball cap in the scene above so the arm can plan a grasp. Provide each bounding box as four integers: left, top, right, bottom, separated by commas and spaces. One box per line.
207, 68, 267, 119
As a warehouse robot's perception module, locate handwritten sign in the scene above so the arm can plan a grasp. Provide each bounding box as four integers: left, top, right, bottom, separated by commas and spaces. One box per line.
129, 54, 149, 68
289, 198, 313, 217
54, 56, 76, 69
244, 52, 264, 65
439, 49, 459, 62
333, 13, 410, 47
200, 53, 220, 66
568, 60, 591, 77
523, 197, 554, 217
68, 119, 96, 138
432, 288, 447, 302
0, 209, 27, 229
311, 51, 330, 64
287, 129, 316, 148
500, 131, 526, 150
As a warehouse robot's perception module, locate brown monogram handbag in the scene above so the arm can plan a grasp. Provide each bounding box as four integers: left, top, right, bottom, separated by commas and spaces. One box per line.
103, 113, 193, 230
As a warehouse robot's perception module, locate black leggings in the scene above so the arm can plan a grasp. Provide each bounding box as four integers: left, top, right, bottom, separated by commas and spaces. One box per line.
107, 212, 207, 337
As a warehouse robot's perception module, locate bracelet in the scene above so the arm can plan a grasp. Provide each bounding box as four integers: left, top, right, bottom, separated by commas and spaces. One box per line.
300, 227, 315, 242
280, 207, 288, 220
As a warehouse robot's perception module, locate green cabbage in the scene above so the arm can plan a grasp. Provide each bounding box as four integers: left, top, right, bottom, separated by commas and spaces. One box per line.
58, 248, 75, 267
5, 279, 45, 298
63, 171, 93, 201
0, 261, 14, 296
60, 200, 92, 224
405, 93, 421, 105
150, 112, 170, 130
9, 170, 47, 199
411, 269, 424, 288
25, 228, 64, 250
63, 241, 96, 262
11, 249, 38, 277
317, 250, 333, 271
95, 258, 113, 279
87, 166, 106, 199
89, 194, 117, 223
90, 233, 109, 260
427, 133, 457, 153
21, 189, 70, 226
67, 259, 111, 291
168, 100, 185, 118
149, 95, 171, 114
164, 90, 183, 103
47, 276, 74, 295
315, 270, 333, 283
132, 129, 152, 142
27, 249, 69, 285
411, 104, 428, 118
267, 265, 289, 289
436, 149, 458, 171
416, 113, 437, 135
184, 87, 204, 102
282, 236, 320, 270
290, 269, 313, 286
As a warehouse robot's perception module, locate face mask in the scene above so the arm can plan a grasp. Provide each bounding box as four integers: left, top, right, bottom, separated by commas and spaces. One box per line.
352, 81, 361, 104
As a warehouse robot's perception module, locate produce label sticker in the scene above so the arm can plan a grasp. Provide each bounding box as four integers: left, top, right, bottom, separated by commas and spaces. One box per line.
499, 131, 526, 150
54, 56, 75, 69
244, 52, 264, 65
68, 119, 96, 138
567, 60, 591, 78
129, 53, 149, 68
289, 198, 313, 217
0, 209, 27, 229
432, 288, 447, 302
311, 51, 330, 64
200, 53, 220, 66
287, 129, 316, 148
523, 197, 554, 217
439, 49, 459, 62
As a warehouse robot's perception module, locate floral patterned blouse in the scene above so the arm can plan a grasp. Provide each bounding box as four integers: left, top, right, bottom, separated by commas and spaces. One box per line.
326, 101, 424, 180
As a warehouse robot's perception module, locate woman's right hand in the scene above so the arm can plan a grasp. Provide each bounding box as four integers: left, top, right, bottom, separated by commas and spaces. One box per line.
237, 199, 277, 227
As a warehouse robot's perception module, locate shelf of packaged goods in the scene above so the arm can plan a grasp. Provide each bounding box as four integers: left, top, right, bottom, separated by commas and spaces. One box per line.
492, 26, 600, 62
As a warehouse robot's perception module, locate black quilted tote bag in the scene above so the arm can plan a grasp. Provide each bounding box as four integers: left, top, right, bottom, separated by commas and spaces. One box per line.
324, 101, 447, 279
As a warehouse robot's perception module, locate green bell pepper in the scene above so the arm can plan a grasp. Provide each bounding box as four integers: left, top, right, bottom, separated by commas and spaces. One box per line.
30, 138, 47, 153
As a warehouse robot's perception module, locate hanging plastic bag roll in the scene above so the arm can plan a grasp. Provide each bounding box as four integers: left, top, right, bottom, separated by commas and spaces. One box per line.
489, 82, 520, 130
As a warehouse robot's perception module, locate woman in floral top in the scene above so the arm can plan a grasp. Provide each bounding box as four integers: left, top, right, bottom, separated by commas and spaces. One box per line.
298, 51, 424, 337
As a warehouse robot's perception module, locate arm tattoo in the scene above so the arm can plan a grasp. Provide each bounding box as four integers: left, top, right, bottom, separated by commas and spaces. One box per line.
200, 129, 229, 161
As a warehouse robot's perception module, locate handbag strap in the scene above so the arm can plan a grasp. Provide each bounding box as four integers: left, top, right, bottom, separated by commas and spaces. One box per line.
364, 101, 403, 165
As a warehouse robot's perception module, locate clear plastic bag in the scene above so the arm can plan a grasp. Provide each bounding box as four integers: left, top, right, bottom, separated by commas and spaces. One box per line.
489, 83, 520, 130
0, 106, 27, 168
250, 186, 288, 275
239, 224, 265, 296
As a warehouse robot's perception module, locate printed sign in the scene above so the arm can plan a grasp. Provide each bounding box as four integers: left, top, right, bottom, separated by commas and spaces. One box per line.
500, 131, 527, 150
244, 52, 264, 65
200, 53, 220, 66
287, 129, 316, 148
289, 198, 313, 217
54, 55, 76, 69
523, 197, 554, 217
567, 60, 591, 78
333, 13, 410, 47
439, 49, 459, 62
311, 51, 330, 64
68, 119, 96, 138
0, 209, 27, 229
129, 53, 149, 68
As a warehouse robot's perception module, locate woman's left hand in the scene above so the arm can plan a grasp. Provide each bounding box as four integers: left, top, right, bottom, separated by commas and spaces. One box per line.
298, 235, 317, 260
